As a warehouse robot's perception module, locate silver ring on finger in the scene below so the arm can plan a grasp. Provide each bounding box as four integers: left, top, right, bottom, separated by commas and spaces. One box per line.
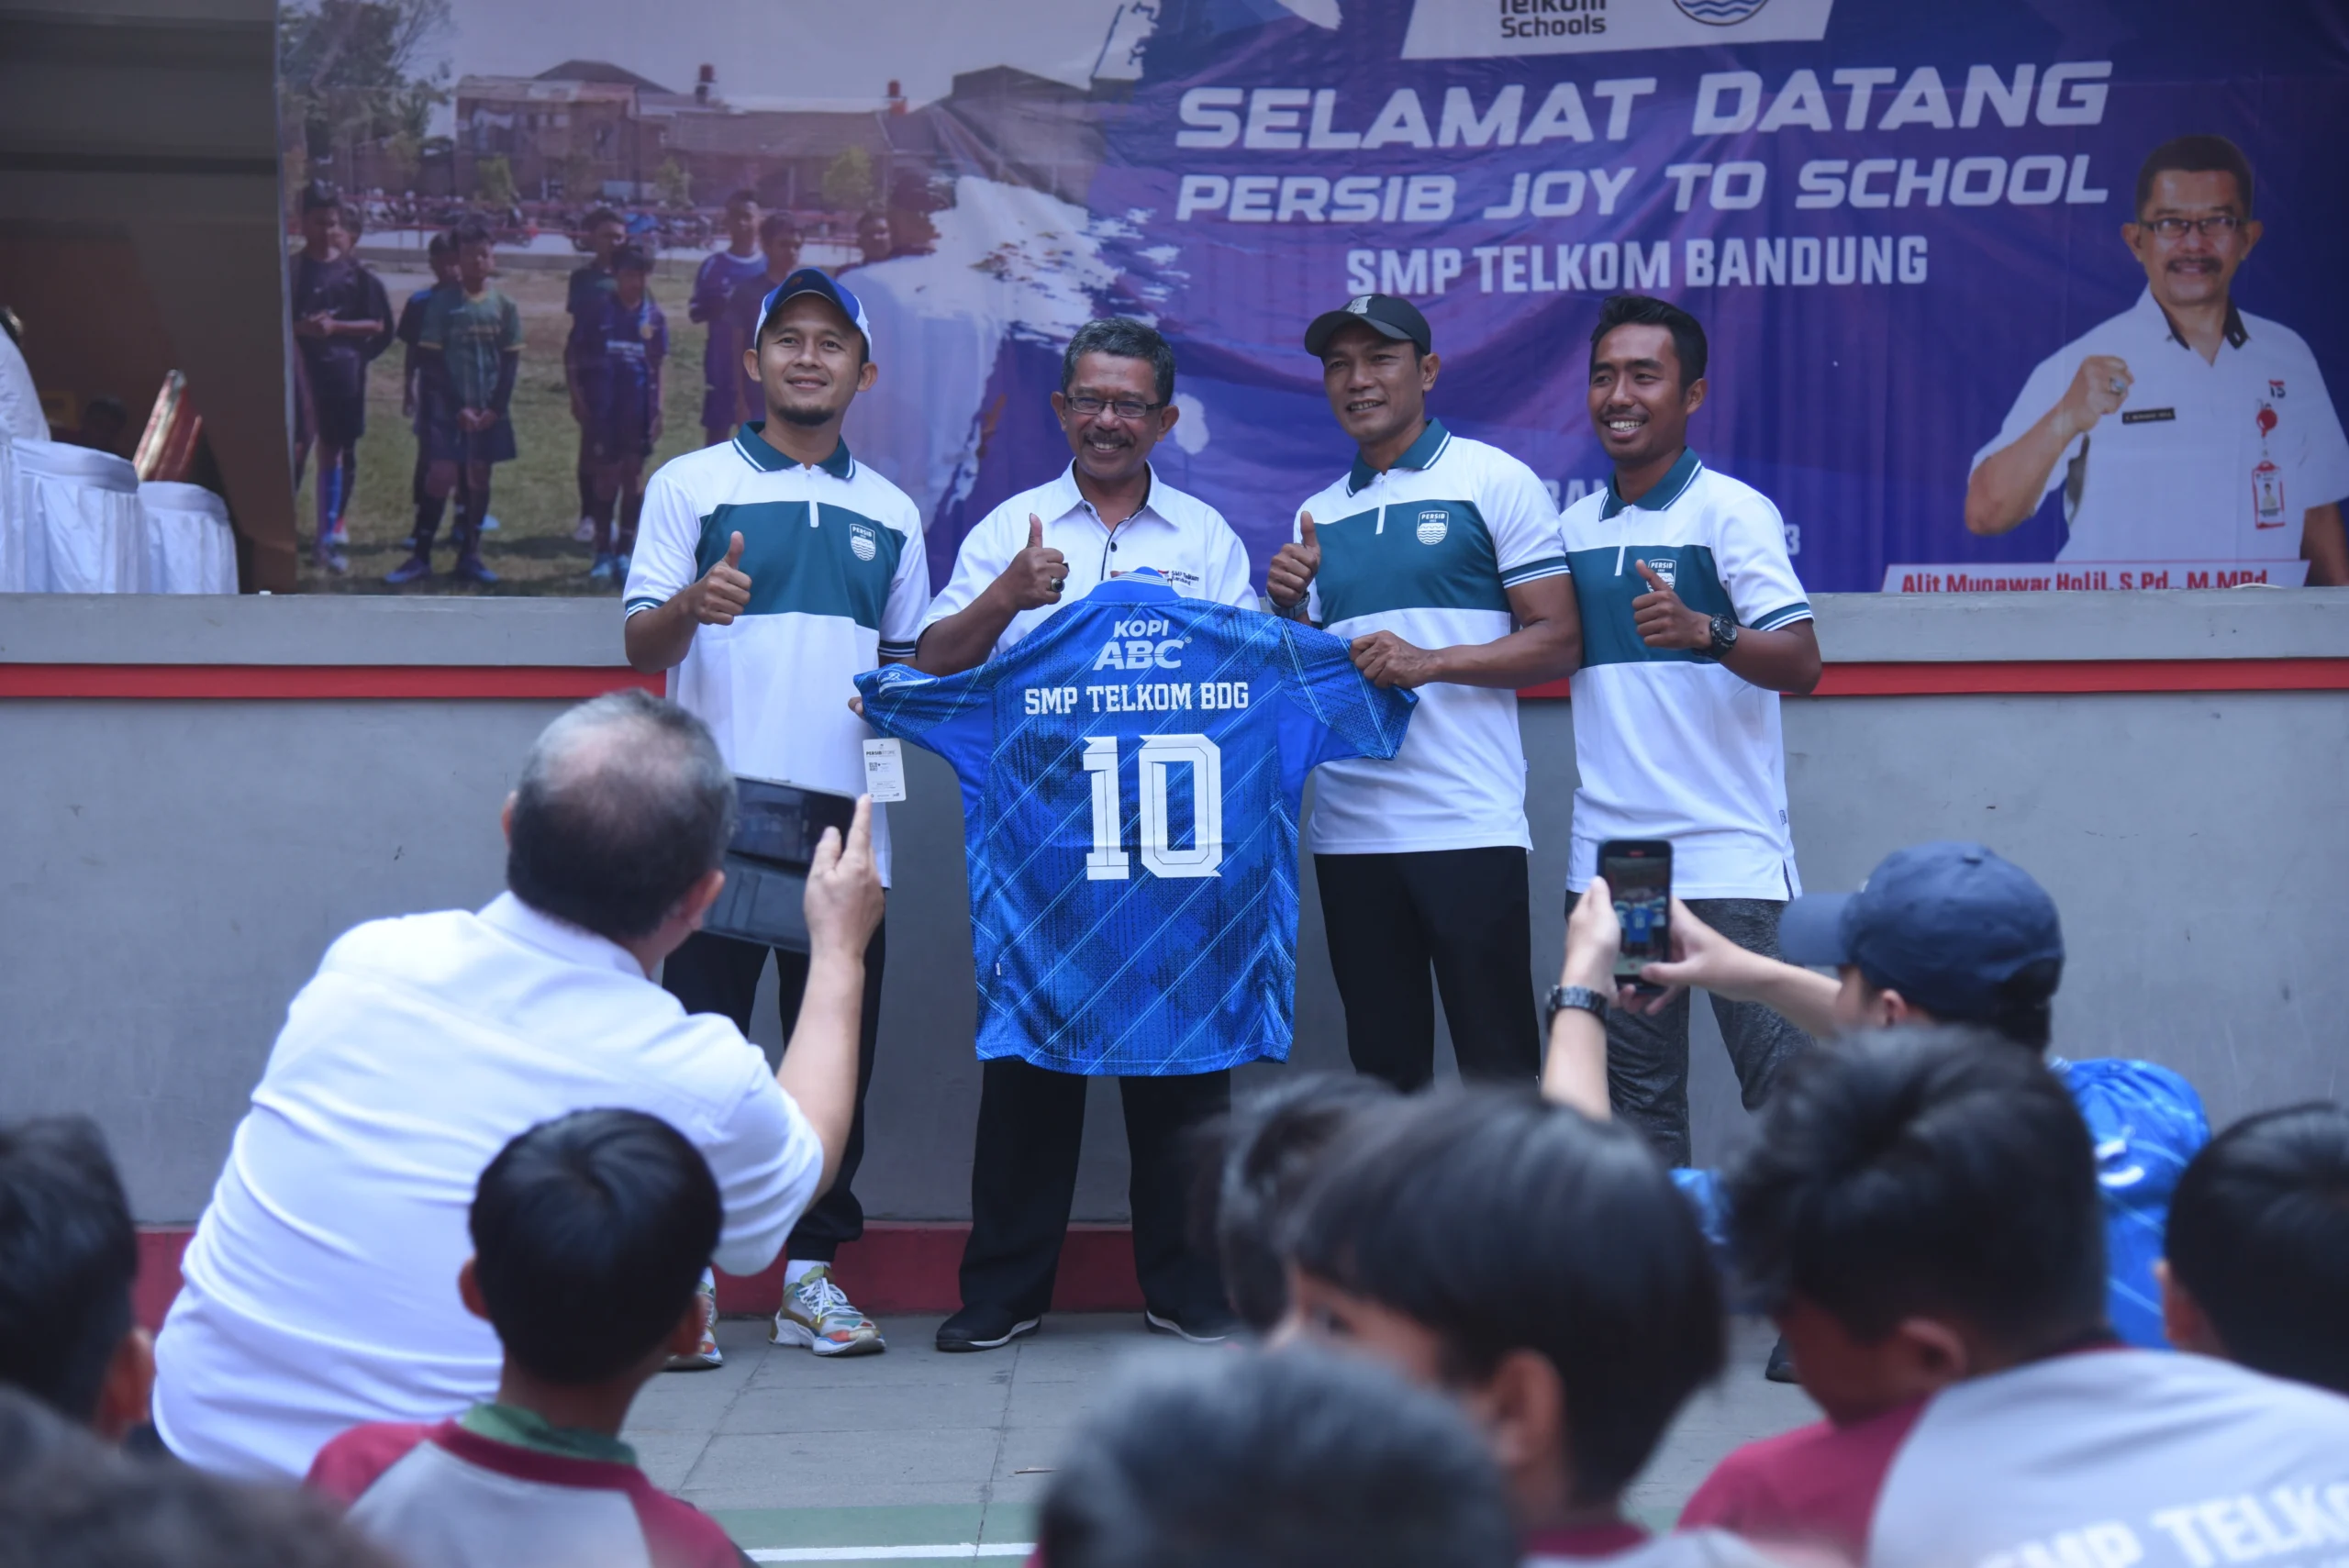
2107, 377, 2124, 395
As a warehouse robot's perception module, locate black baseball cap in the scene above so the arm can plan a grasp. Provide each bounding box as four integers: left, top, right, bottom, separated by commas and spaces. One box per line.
1304, 294, 1431, 357
1778, 841, 2065, 1021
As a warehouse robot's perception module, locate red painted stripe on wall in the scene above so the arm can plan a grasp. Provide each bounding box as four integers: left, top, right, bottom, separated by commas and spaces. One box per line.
0, 665, 661, 700
5, 660, 2345, 703
134, 1222, 1141, 1331
1516, 658, 2349, 701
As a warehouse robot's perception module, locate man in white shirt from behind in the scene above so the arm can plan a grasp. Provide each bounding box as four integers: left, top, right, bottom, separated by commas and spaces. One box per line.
151, 691, 882, 1480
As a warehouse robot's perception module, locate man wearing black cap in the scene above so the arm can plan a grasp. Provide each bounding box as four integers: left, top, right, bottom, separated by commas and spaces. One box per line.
624, 267, 930, 1364
1267, 295, 1580, 1092
1613, 840, 2210, 1352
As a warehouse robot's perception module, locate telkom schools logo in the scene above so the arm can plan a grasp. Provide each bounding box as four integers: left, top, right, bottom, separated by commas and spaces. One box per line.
1095, 616, 1189, 671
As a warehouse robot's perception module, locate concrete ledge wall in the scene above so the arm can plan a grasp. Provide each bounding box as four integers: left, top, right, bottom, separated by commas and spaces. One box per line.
4, 591, 2345, 1222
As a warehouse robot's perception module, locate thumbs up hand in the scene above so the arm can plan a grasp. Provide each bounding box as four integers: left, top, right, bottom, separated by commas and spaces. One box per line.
688, 530, 754, 626
1266, 510, 1320, 609
1630, 558, 1712, 651
997, 513, 1070, 612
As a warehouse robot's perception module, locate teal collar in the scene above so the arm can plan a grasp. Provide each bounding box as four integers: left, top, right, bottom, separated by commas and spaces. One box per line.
458, 1402, 636, 1468
1347, 417, 1450, 495
1600, 448, 1701, 520
735, 424, 854, 480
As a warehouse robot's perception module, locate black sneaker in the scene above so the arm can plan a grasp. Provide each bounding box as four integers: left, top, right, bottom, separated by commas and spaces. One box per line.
1144, 1303, 1238, 1344
1764, 1335, 1798, 1384
935, 1304, 1041, 1352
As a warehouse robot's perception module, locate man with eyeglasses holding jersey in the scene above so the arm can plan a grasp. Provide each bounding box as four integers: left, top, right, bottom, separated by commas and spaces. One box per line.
913, 316, 1256, 1355
1966, 134, 2349, 583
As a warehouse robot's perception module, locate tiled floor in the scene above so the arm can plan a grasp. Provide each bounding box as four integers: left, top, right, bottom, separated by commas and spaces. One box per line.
624, 1312, 1817, 1563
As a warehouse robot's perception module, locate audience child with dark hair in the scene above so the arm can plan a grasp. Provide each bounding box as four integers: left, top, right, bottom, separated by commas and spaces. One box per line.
1681, 1030, 2349, 1562
723, 213, 801, 429
1035, 1348, 1520, 1568
1196, 1073, 1397, 1333
1280, 1088, 1771, 1568
394, 216, 519, 586
575, 244, 667, 585
1610, 841, 2209, 1352
2162, 1100, 2349, 1396
308, 1108, 753, 1568
394, 230, 462, 560
288, 180, 393, 574
566, 206, 630, 543
0, 1117, 153, 1442
0, 1398, 398, 1568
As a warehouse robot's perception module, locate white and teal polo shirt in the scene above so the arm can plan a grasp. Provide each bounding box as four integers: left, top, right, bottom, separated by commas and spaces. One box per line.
1559, 450, 1811, 900
1293, 419, 1569, 853
623, 424, 929, 883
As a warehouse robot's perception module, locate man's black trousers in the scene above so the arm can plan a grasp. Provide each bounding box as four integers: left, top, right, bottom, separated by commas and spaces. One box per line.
1315, 846, 1542, 1090
959, 1058, 1230, 1322
661, 923, 885, 1262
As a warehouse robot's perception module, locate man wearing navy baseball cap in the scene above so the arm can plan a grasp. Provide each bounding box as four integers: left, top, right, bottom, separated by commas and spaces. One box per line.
624, 265, 930, 1364
1602, 840, 2210, 1351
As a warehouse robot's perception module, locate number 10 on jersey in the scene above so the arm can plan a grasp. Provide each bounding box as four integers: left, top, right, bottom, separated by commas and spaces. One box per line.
1081, 733, 1224, 882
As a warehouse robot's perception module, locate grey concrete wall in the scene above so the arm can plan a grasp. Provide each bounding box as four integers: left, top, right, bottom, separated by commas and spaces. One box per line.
4, 591, 2345, 1222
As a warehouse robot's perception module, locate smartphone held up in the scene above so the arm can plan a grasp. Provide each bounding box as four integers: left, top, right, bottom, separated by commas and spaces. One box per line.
1599, 840, 1672, 995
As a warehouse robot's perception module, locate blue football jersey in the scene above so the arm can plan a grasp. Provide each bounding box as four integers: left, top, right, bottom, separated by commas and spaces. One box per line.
855, 573, 1417, 1076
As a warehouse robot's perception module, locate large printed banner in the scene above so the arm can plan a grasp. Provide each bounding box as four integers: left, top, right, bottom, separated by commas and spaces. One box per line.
293, 0, 2349, 595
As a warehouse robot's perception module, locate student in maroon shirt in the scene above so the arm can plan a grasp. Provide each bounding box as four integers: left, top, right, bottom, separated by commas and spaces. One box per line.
1280, 1089, 1774, 1568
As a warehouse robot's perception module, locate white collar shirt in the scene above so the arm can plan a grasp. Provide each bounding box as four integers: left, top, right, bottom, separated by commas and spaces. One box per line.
151, 893, 820, 1481
1973, 288, 2349, 566
920, 462, 1257, 660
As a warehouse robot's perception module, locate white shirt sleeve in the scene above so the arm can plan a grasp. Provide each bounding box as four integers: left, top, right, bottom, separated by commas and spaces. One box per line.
1715, 489, 1812, 631
694, 1039, 827, 1278
1971, 341, 2084, 495
918, 503, 1016, 633
878, 506, 931, 659
1199, 509, 1260, 609
1483, 451, 1572, 585
622, 462, 704, 619
0, 331, 45, 443
2288, 349, 2349, 510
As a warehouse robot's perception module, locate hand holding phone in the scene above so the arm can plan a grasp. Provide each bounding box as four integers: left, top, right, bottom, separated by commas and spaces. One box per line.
1598, 840, 1672, 995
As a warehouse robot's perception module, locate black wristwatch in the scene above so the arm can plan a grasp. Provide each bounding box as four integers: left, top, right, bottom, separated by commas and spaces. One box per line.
1543, 984, 1609, 1031
1705, 613, 1740, 661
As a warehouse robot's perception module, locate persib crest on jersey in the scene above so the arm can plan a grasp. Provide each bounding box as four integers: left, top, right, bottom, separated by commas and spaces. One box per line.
1644, 554, 1679, 588
1415, 508, 1449, 546
849, 521, 879, 562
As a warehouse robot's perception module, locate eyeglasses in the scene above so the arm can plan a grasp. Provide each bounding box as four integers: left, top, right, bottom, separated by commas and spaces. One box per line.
1065, 395, 1162, 420
2142, 215, 2245, 239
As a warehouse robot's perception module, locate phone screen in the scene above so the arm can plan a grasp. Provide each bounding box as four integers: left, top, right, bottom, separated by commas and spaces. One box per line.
1602, 841, 1672, 984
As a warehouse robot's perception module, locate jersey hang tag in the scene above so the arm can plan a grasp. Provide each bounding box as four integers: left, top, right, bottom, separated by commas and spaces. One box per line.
862, 739, 907, 803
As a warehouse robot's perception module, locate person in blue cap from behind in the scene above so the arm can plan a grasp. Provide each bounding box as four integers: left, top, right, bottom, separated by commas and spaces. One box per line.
1599, 841, 2209, 1357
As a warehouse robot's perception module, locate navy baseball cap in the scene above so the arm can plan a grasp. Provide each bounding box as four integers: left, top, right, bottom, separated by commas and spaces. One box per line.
1778, 842, 2065, 1020
755, 267, 873, 354
1304, 293, 1431, 356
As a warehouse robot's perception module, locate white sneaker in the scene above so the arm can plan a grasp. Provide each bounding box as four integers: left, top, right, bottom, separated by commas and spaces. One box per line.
771, 1265, 885, 1357
572, 515, 596, 542
664, 1269, 723, 1371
